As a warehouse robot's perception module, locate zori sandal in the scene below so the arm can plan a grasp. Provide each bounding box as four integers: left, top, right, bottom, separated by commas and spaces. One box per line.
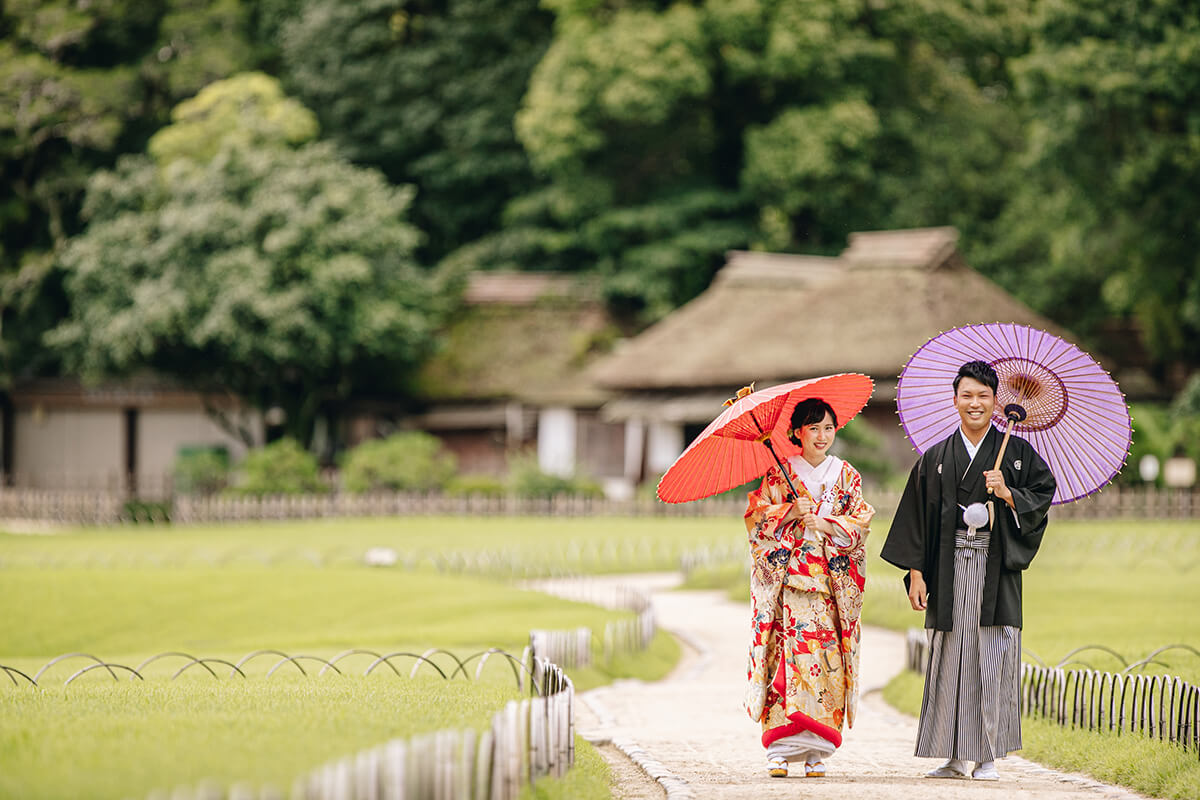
766, 757, 788, 778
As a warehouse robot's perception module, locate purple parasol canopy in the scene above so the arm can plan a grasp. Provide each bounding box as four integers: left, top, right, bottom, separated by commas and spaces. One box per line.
896, 323, 1132, 504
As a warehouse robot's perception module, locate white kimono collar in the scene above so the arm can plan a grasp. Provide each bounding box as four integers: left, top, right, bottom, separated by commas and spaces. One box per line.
786, 454, 843, 499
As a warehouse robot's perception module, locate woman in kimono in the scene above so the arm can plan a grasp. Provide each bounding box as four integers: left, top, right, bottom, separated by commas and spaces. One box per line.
744, 397, 874, 778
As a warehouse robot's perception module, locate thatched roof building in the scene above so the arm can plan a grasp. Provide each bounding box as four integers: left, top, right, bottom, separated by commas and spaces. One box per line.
592, 227, 1071, 396
416, 271, 611, 409
410, 271, 624, 479
589, 227, 1077, 478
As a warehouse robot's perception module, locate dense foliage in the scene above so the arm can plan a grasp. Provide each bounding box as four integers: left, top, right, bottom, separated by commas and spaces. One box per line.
277, 0, 553, 260
2, 0, 1198, 448
0, 0, 263, 382
52, 74, 446, 445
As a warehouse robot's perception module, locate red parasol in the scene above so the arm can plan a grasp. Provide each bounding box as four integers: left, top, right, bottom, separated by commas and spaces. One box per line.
656, 374, 875, 503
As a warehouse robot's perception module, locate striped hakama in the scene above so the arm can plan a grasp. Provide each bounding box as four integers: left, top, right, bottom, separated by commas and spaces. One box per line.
915, 530, 1021, 762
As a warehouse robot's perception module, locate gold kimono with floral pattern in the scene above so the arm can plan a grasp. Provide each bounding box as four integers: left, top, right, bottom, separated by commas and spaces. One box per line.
744, 458, 874, 749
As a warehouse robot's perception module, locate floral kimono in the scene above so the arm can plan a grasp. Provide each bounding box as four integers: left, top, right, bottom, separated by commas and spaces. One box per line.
744, 455, 874, 755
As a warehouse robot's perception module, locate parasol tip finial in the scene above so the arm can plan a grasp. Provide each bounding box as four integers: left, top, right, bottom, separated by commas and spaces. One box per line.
723, 382, 756, 407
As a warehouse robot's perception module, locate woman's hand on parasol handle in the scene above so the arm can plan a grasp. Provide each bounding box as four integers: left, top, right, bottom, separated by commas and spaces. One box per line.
782, 497, 814, 524
801, 510, 832, 535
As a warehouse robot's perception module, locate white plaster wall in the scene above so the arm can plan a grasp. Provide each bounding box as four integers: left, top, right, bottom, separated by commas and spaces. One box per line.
13, 408, 124, 489
138, 409, 254, 485
623, 419, 646, 482
646, 421, 684, 474
537, 407, 577, 477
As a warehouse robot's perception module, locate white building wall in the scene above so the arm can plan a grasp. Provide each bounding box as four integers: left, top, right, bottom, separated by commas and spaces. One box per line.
646, 421, 684, 474
13, 408, 124, 489
137, 409, 254, 488
537, 407, 576, 477
623, 419, 646, 483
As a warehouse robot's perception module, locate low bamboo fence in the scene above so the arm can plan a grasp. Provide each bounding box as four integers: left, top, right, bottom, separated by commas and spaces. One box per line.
275, 659, 574, 800
526, 580, 657, 666
905, 629, 1200, 758
2, 484, 1198, 525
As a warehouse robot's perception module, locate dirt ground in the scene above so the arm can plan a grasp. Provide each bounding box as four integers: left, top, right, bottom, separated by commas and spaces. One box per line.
561, 574, 1150, 800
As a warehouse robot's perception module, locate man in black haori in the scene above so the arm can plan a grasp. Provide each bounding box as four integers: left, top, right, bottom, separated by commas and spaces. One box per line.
881, 360, 1056, 781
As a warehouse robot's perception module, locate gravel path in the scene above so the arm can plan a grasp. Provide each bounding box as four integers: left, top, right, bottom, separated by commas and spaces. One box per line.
563, 574, 1150, 800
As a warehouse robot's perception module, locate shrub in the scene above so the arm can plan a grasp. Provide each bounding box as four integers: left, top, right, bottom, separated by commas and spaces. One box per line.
445, 473, 507, 497
172, 447, 230, 495
341, 431, 456, 493
507, 455, 603, 498
832, 417, 898, 489
235, 439, 326, 495
121, 499, 171, 524
1122, 402, 1200, 486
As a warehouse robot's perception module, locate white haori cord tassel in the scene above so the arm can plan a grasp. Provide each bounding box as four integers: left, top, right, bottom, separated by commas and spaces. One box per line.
961, 502, 989, 539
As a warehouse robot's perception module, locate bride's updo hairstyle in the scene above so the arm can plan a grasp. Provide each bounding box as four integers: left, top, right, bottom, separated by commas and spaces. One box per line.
787, 398, 838, 446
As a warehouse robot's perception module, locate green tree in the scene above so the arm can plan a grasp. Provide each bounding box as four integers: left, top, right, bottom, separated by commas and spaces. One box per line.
51, 75, 451, 448
278, 0, 553, 260
996, 0, 1200, 376
458, 0, 1028, 323
147, 71, 318, 166
0, 0, 260, 385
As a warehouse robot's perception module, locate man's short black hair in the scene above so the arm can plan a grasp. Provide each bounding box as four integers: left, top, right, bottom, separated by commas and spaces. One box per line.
954, 360, 999, 394
787, 398, 838, 445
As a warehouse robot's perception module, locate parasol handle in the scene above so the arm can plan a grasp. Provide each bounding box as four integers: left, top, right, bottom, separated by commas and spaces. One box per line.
986, 409, 1022, 528
761, 437, 803, 501
987, 403, 1027, 495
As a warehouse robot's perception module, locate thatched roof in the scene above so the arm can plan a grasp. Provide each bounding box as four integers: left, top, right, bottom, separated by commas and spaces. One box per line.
590, 227, 1072, 393
415, 271, 613, 406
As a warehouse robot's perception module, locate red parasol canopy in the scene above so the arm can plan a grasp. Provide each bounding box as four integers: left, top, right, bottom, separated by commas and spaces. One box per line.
656, 373, 875, 503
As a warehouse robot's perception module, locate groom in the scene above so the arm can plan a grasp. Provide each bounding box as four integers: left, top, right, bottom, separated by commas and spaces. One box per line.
881, 360, 1056, 780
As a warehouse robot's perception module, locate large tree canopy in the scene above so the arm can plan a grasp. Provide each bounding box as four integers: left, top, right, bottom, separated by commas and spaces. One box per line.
993, 0, 1200, 373
278, 0, 553, 260
0, 0, 260, 386
455, 0, 1027, 323
3, 0, 1197, 413
51, 74, 449, 447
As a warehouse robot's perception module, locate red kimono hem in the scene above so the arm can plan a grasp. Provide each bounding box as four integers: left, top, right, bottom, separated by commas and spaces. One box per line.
762, 714, 842, 750
763, 647, 843, 750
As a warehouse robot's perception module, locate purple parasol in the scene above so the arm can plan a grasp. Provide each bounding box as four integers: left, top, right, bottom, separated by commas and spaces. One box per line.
896, 323, 1132, 505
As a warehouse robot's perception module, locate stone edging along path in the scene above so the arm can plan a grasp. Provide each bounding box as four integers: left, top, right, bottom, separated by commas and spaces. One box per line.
567, 574, 1153, 800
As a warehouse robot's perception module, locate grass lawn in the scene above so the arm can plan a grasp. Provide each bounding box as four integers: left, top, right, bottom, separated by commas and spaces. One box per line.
0, 519, 697, 800
0, 515, 739, 575
0, 566, 634, 666
0, 677, 520, 800
7, 512, 1196, 799
522, 738, 613, 800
